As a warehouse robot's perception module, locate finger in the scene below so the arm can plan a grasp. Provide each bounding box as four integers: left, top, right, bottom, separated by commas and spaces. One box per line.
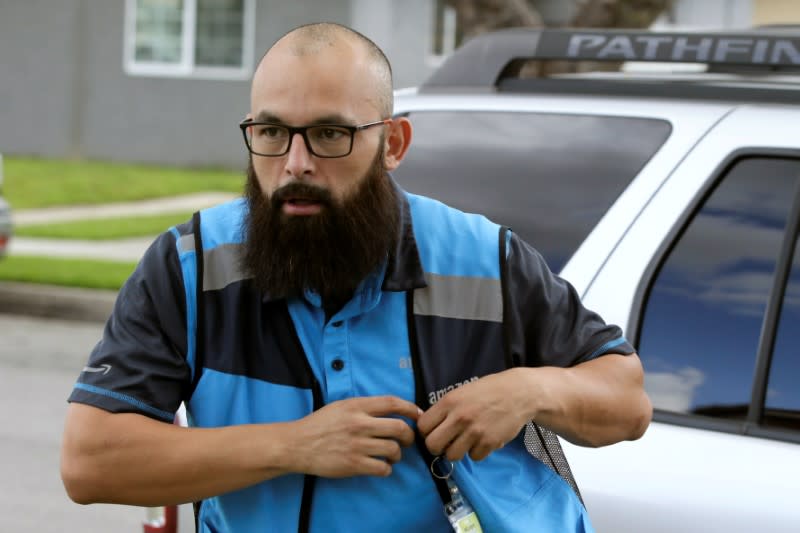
468, 443, 493, 462
361, 437, 403, 464
354, 456, 394, 477
416, 402, 448, 436
371, 418, 416, 447
443, 430, 476, 462
467, 432, 509, 462
424, 416, 461, 456
360, 396, 422, 421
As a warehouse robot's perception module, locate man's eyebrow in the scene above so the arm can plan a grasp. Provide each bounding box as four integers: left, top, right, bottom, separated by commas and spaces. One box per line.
308, 114, 353, 125
251, 111, 354, 126
253, 111, 284, 123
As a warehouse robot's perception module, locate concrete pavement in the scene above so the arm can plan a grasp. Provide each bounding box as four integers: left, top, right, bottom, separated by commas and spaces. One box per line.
2, 192, 237, 322
0, 281, 118, 322
14, 191, 236, 225
10, 235, 155, 262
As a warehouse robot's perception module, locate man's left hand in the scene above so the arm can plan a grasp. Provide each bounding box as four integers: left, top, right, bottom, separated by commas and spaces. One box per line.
416, 369, 530, 462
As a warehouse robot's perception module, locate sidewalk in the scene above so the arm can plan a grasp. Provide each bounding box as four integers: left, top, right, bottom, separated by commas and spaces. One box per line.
2, 192, 237, 321
13, 192, 237, 226
10, 236, 156, 262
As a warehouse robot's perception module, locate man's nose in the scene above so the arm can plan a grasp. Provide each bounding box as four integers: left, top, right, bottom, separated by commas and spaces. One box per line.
284, 132, 314, 178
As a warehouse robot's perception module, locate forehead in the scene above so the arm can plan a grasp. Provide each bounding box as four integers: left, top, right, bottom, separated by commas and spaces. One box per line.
251, 40, 379, 123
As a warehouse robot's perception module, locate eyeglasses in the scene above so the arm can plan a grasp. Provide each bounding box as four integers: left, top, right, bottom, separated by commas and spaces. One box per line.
239, 118, 391, 158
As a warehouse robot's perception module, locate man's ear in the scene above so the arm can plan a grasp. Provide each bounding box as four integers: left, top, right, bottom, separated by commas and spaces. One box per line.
383, 117, 412, 171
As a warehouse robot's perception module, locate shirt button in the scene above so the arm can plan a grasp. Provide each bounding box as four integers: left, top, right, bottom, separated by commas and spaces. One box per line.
332, 320, 344, 328
331, 359, 345, 371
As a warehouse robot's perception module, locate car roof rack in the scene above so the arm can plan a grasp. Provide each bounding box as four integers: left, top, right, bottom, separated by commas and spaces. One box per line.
419, 27, 800, 94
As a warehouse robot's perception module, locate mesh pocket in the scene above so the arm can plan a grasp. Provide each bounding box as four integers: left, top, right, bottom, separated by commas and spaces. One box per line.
523, 422, 583, 505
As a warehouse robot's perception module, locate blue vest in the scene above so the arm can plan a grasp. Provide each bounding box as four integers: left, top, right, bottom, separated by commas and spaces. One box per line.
174, 192, 592, 532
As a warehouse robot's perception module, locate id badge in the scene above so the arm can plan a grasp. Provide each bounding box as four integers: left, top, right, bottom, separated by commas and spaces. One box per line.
431, 457, 484, 533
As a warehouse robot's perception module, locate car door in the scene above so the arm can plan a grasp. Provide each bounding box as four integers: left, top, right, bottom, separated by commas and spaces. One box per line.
567, 105, 800, 532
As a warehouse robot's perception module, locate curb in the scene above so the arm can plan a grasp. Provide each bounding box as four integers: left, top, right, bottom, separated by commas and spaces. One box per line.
0, 281, 116, 323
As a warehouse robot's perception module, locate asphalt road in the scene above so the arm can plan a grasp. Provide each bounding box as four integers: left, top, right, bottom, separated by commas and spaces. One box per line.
0, 313, 152, 532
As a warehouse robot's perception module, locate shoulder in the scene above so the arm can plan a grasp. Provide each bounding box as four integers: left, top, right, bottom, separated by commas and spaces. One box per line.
405, 191, 500, 238
405, 191, 502, 277
138, 226, 185, 279
197, 197, 247, 248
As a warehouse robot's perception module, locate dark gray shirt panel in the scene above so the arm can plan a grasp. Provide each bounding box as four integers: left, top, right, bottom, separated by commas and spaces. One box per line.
68, 230, 190, 420
504, 231, 634, 368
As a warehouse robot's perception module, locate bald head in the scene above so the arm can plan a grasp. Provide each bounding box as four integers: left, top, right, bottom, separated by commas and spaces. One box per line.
255, 22, 394, 117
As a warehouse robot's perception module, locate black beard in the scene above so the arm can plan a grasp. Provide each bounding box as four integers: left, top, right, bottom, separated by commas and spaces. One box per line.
240, 148, 400, 307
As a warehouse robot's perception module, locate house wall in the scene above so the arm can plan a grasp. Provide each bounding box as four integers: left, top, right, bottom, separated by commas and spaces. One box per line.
80, 0, 351, 169
0, 0, 428, 169
351, 0, 435, 90
0, 0, 596, 168
669, 0, 752, 28
0, 0, 85, 158
752, 0, 800, 25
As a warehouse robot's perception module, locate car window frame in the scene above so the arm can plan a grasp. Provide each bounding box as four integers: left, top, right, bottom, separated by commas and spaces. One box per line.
629, 147, 800, 444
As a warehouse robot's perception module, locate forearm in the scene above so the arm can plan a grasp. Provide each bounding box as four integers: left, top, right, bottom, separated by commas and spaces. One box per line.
61, 403, 297, 506
517, 353, 652, 447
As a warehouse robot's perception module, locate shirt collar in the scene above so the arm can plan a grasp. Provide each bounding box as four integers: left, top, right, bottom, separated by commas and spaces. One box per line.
381, 183, 427, 292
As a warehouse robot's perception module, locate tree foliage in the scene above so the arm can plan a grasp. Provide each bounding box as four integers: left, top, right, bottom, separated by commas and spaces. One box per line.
444, 0, 672, 38
442, 0, 673, 74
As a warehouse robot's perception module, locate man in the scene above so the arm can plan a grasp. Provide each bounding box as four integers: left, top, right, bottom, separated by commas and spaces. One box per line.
61, 22, 651, 532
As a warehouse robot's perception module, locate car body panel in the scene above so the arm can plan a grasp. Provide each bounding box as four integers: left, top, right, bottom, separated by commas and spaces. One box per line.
562, 423, 800, 532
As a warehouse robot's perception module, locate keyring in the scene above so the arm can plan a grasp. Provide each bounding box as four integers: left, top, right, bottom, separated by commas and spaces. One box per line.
429, 455, 454, 480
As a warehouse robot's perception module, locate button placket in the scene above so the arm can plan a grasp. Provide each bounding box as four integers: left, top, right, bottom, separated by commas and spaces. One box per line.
323, 319, 351, 400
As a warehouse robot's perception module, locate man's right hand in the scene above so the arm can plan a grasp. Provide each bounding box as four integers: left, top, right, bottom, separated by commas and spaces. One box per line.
290, 396, 421, 478
61, 397, 421, 507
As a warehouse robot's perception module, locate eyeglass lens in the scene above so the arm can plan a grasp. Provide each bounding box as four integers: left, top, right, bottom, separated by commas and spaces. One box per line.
246, 125, 352, 157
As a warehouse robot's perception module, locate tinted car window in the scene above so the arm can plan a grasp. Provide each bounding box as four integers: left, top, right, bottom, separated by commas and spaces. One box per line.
638, 157, 800, 419
393, 111, 670, 272
765, 229, 800, 430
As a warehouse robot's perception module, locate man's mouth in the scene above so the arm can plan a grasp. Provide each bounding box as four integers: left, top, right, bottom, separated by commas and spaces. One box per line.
283, 196, 323, 215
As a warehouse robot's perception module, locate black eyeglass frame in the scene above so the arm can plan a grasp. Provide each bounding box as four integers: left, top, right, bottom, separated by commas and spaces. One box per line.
239, 118, 391, 158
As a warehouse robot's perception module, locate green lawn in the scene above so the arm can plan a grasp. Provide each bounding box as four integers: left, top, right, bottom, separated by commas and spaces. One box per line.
1, 156, 238, 289
0, 255, 138, 290
4, 156, 244, 209
15, 212, 194, 240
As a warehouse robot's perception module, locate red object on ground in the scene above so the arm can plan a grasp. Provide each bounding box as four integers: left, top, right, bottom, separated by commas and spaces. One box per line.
143, 505, 177, 533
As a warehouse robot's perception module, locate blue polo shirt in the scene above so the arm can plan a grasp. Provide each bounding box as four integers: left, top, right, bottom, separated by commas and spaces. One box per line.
287, 266, 449, 531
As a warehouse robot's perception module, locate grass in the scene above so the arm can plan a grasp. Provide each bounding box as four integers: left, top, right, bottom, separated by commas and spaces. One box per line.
3, 156, 244, 209
15, 212, 194, 240
0, 255, 138, 290
1, 156, 236, 288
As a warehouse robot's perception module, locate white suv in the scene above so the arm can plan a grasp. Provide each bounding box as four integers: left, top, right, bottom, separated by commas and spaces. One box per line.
392, 27, 800, 533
